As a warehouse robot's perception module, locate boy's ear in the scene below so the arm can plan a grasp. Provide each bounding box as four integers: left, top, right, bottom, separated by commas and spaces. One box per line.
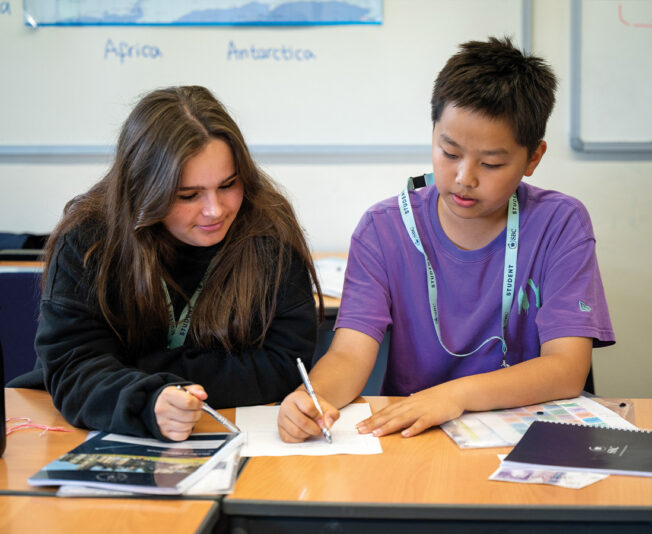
524, 141, 547, 177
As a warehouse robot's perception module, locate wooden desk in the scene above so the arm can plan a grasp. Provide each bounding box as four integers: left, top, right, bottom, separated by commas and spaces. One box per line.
0, 496, 218, 534
223, 397, 652, 533
0, 260, 43, 269
1, 388, 234, 533
1, 388, 86, 494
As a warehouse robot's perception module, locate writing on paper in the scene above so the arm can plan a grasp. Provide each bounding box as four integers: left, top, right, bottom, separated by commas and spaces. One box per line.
236, 403, 382, 457
104, 38, 162, 64
0, 2, 11, 15
227, 41, 316, 62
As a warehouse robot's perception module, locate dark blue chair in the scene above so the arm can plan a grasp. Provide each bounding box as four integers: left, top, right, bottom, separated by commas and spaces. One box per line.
0, 269, 42, 385
0, 232, 48, 250
1, 339, 5, 455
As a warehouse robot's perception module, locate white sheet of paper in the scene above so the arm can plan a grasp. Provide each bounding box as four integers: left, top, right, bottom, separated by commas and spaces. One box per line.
236, 403, 382, 456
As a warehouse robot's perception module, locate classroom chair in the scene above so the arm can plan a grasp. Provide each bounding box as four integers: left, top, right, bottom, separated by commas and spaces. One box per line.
0, 339, 4, 455
0, 232, 48, 250
0, 270, 42, 385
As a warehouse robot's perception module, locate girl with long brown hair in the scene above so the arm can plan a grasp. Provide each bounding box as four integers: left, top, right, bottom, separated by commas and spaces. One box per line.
21, 86, 322, 441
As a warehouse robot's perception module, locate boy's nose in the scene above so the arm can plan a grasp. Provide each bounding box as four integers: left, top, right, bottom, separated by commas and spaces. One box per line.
455, 163, 477, 188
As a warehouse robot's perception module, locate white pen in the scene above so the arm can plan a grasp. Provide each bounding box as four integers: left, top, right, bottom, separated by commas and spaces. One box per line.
296, 358, 333, 444
176, 385, 240, 433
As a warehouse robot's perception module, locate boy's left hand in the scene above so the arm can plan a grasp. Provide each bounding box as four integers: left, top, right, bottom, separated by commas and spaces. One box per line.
356, 337, 593, 439
355, 385, 463, 438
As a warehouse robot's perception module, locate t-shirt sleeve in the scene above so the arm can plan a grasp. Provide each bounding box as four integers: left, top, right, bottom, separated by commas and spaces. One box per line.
335, 212, 393, 344
535, 205, 615, 348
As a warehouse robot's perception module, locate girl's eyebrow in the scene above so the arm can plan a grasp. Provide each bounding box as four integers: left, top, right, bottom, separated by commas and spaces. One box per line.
178, 171, 238, 191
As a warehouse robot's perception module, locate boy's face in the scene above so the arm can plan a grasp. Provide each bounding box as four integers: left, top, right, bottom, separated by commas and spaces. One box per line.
432, 104, 545, 235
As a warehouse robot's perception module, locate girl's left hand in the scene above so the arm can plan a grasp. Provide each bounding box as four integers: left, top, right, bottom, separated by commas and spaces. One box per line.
355, 385, 464, 438
154, 384, 206, 441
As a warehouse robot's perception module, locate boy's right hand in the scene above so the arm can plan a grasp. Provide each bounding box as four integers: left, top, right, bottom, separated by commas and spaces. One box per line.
277, 390, 340, 443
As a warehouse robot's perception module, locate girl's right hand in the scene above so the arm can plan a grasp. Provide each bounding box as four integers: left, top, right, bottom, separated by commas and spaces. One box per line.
277, 390, 339, 443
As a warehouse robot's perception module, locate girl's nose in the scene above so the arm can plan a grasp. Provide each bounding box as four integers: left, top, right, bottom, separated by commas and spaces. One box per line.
201, 193, 222, 217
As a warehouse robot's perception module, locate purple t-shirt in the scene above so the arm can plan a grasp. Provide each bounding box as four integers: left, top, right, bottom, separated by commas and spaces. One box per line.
335, 181, 615, 396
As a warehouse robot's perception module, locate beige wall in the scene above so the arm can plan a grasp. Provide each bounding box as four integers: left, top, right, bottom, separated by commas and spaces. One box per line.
1, 0, 650, 397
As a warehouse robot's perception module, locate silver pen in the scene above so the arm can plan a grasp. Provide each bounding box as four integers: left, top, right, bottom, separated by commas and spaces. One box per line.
176, 385, 240, 433
296, 358, 333, 444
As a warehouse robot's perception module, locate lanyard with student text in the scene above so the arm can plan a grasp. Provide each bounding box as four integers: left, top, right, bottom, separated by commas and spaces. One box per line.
163, 254, 220, 349
398, 173, 519, 368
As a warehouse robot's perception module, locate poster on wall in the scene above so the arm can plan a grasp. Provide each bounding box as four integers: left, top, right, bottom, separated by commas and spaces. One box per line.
22, 0, 383, 26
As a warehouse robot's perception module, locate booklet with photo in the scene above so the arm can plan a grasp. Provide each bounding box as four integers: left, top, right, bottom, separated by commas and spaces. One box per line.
502, 421, 652, 478
28, 431, 245, 495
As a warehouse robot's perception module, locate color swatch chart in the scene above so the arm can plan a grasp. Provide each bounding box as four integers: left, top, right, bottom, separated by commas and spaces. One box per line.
441, 396, 637, 448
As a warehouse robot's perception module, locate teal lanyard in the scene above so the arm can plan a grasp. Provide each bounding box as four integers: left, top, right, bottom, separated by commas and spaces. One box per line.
398, 173, 519, 368
163, 254, 220, 349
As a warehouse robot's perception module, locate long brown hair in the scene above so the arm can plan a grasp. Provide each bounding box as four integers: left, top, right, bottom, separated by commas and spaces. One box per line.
44, 86, 323, 353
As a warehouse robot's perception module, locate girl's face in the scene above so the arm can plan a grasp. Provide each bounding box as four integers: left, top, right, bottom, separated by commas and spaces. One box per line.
163, 138, 244, 247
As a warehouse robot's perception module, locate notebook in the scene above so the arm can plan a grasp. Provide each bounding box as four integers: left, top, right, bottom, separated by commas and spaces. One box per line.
28, 431, 245, 495
502, 421, 652, 477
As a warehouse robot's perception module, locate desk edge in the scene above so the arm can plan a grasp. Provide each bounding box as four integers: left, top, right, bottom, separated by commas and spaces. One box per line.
221, 499, 652, 522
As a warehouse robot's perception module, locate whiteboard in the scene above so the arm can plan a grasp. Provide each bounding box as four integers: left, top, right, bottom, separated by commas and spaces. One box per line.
570, 0, 652, 153
0, 0, 529, 155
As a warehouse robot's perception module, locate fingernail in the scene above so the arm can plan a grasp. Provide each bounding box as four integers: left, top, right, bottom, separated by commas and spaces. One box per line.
372, 429, 381, 437
402, 430, 411, 437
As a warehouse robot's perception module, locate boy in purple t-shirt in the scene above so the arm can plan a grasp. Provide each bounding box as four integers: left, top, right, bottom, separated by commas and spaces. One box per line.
278, 37, 614, 442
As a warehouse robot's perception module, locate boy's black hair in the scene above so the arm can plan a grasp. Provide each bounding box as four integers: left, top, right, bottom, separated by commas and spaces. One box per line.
431, 36, 557, 155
